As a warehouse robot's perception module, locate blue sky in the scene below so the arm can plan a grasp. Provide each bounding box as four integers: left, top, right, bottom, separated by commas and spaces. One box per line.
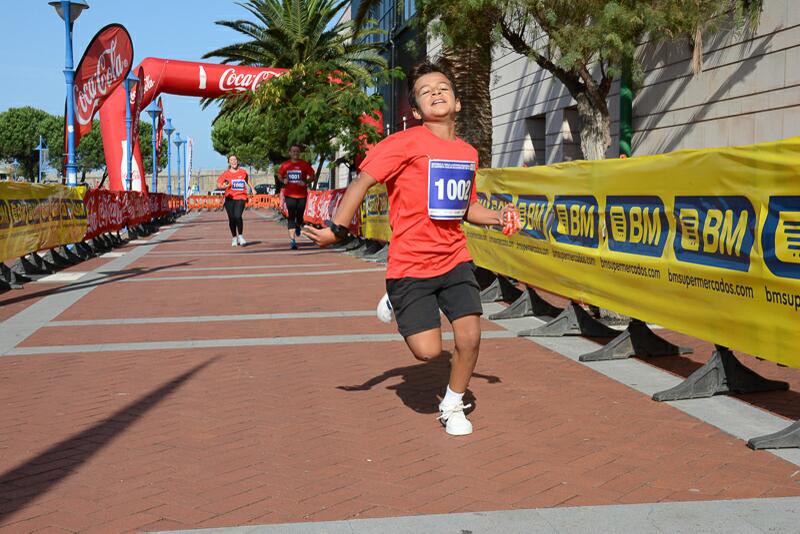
0, 0, 264, 170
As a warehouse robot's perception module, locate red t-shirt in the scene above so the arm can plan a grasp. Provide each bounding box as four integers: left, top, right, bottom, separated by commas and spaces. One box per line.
278, 160, 316, 198
216, 168, 249, 200
361, 125, 479, 279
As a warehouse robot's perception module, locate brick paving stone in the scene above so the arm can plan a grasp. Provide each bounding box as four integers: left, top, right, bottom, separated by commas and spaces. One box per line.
2, 212, 800, 531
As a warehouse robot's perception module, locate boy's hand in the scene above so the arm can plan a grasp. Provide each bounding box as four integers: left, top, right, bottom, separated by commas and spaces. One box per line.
303, 226, 338, 247
499, 204, 521, 236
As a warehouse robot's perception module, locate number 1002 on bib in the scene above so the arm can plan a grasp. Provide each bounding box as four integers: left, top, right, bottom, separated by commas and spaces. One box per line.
427, 159, 475, 220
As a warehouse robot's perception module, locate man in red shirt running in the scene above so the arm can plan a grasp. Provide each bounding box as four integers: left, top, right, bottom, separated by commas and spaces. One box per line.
277, 145, 316, 249
217, 154, 256, 246
305, 62, 521, 436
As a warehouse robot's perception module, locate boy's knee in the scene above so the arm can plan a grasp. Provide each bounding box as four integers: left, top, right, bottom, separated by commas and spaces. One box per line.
412, 351, 438, 362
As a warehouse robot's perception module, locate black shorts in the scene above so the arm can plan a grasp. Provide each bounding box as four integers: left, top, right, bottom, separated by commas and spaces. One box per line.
386, 261, 483, 338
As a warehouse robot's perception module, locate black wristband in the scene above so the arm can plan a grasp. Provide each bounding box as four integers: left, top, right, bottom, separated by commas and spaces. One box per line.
325, 219, 350, 240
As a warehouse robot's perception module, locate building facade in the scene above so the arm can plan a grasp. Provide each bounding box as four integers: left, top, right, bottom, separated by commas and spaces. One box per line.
481, 0, 799, 167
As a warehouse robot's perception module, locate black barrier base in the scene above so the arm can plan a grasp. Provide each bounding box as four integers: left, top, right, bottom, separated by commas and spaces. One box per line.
43, 248, 72, 268
652, 346, 789, 402
0, 263, 26, 289
748, 420, 800, 450
343, 238, 364, 252
349, 240, 382, 258
480, 275, 523, 304
363, 244, 388, 263
518, 301, 619, 338
329, 236, 355, 250
474, 267, 497, 291
76, 242, 96, 259
89, 236, 110, 253
9, 260, 33, 282
110, 232, 124, 246
61, 245, 84, 264
15, 255, 49, 275
579, 319, 693, 362
488, 287, 562, 320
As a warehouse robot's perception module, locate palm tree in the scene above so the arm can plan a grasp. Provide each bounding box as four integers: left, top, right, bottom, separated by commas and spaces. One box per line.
205, 0, 387, 79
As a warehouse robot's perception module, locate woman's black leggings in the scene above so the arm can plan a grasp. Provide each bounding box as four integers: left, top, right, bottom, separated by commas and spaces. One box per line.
224, 198, 246, 236
285, 196, 307, 230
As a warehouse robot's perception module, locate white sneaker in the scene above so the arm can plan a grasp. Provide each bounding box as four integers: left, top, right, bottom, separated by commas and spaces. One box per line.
376, 293, 393, 323
237, 235, 247, 246
438, 402, 473, 436
231, 237, 238, 247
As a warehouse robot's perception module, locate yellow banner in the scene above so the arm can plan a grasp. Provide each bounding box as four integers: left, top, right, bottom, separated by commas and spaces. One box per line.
0, 183, 87, 263
465, 137, 800, 368
361, 183, 392, 242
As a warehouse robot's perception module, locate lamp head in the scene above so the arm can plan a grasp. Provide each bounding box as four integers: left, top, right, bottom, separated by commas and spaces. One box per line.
144, 100, 162, 120
164, 118, 175, 135
48, 1, 89, 23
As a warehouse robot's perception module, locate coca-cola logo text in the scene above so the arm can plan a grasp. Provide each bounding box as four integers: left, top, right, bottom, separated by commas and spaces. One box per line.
219, 68, 279, 92
75, 37, 130, 126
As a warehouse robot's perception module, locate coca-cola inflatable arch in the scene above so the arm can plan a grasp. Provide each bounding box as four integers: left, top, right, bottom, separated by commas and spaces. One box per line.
101, 59, 286, 191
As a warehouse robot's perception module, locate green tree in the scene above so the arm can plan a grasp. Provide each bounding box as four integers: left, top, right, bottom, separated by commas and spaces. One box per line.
0, 107, 62, 180
211, 107, 279, 169
498, 0, 763, 160
252, 61, 386, 175
75, 121, 105, 181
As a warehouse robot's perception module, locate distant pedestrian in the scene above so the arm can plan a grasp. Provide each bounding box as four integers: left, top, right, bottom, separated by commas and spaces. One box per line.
217, 154, 256, 246
277, 145, 316, 249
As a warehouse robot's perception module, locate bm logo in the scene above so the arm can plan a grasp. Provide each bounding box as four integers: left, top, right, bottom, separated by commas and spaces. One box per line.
762, 196, 800, 279
550, 196, 599, 248
516, 195, 549, 240
606, 196, 667, 257
673, 196, 755, 272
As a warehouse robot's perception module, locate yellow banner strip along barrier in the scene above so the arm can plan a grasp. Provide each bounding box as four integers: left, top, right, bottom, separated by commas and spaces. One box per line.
0, 183, 87, 264
465, 137, 800, 368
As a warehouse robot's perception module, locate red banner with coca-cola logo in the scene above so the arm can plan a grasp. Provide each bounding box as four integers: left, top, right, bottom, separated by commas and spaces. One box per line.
67, 24, 133, 156
83, 189, 180, 240
304, 189, 360, 234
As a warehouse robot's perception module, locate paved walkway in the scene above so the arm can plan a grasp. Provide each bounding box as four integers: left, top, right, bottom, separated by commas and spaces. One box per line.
1, 210, 799, 533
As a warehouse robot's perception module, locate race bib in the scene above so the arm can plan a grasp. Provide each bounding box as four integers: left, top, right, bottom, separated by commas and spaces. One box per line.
231, 179, 246, 191
428, 159, 475, 220
287, 170, 304, 184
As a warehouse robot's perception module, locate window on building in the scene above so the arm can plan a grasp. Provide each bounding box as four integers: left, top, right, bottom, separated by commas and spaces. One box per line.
404, 0, 416, 21
523, 115, 546, 166
562, 106, 583, 161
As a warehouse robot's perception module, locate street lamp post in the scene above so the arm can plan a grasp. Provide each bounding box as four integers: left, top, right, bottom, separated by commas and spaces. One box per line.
123, 70, 139, 191
174, 133, 184, 205
163, 118, 174, 195
49, 0, 89, 187
35, 135, 48, 183
144, 101, 161, 192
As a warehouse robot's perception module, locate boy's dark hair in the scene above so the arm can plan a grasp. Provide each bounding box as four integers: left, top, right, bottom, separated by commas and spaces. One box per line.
407, 61, 458, 110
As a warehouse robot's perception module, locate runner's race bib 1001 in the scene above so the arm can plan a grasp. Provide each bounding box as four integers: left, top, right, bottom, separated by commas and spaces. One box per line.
428, 159, 475, 220
231, 179, 246, 191
287, 170, 303, 184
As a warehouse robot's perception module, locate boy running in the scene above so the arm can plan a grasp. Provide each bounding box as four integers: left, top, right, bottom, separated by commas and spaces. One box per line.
277, 145, 316, 249
304, 61, 520, 436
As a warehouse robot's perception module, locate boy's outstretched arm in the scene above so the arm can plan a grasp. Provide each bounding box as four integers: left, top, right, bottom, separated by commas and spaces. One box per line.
464, 201, 518, 227
303, 171, 378, 247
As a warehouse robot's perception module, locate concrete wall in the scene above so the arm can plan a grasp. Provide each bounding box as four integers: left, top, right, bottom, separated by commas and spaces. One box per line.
487, 0, 798, 167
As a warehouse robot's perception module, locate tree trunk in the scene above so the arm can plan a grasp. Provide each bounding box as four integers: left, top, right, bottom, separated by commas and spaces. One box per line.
440, 37, 494, 167
575, 93, 611, 161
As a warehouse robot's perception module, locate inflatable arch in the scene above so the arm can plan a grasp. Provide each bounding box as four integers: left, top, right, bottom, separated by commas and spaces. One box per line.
100, 59, 286, 191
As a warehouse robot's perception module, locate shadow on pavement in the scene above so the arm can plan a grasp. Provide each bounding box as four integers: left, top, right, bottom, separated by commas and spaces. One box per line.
337, 352, 501, 414
0, 357, 219, 523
